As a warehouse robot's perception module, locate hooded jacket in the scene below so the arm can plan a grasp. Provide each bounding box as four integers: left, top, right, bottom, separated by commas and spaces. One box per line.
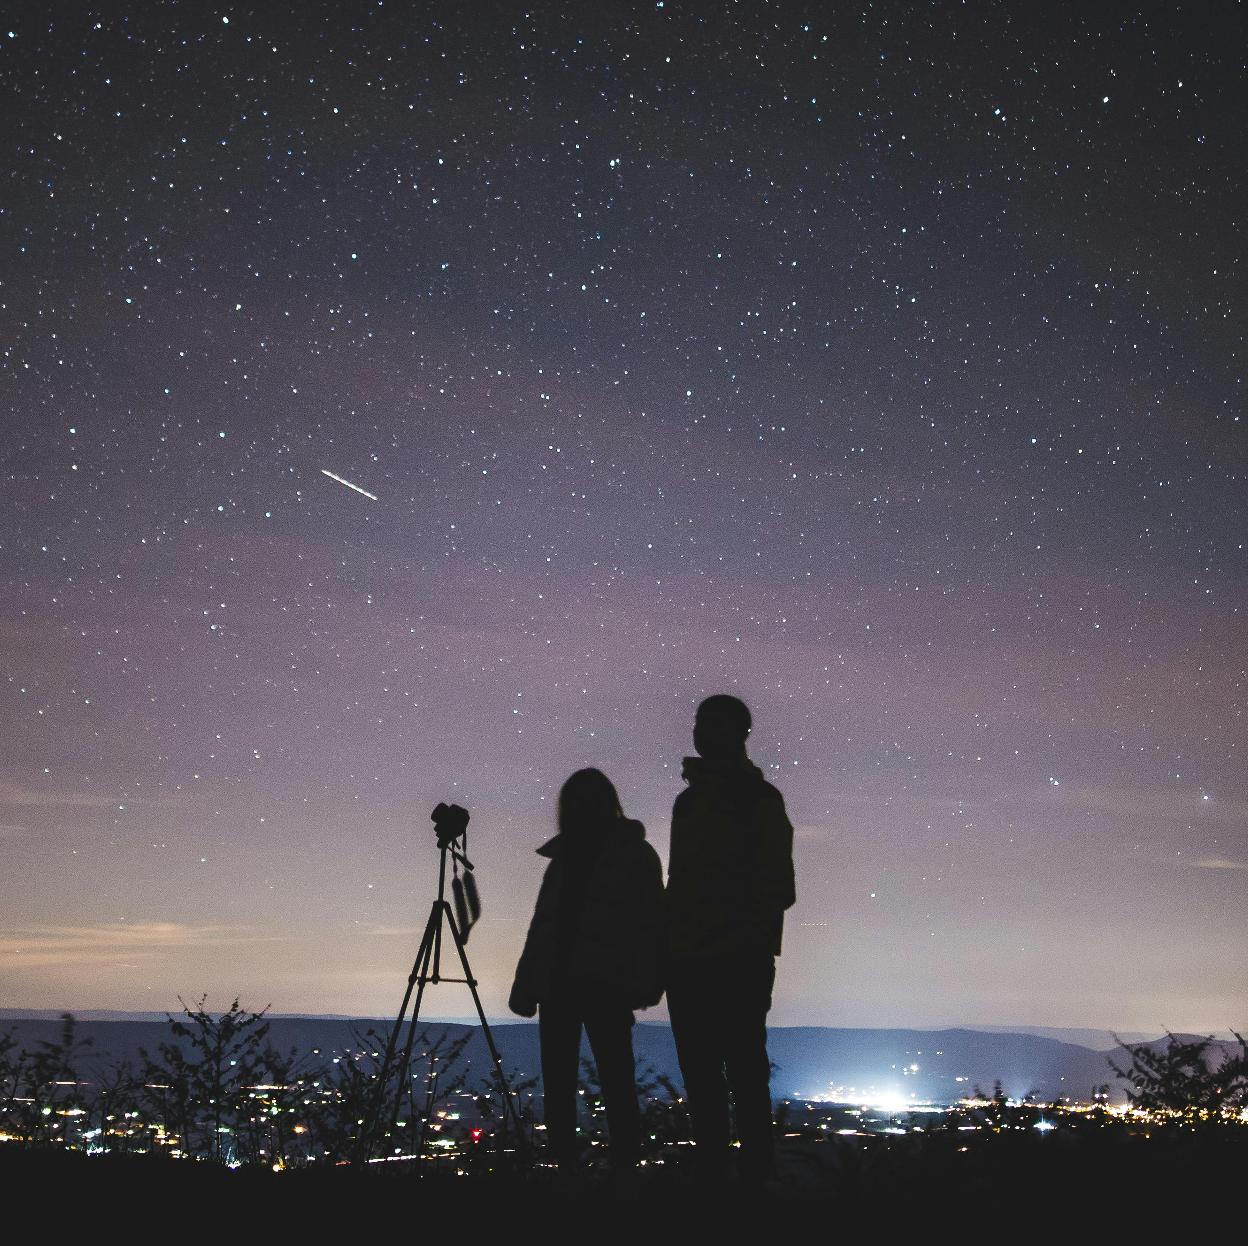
666, 756, 796, 961
509, 817, 665, 1016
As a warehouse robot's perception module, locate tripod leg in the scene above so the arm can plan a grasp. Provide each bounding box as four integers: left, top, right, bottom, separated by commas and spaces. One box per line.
387, 908, 440, 1140
444, 901, 527, 1150
362, 902, 439, 1161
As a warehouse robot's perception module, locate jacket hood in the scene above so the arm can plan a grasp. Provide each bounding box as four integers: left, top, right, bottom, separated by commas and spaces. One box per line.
681, 755, 768, 790
537, 816, 646, 858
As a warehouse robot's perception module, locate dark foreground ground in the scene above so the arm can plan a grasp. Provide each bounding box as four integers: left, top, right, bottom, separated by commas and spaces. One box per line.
4, 1132, 1240, 1230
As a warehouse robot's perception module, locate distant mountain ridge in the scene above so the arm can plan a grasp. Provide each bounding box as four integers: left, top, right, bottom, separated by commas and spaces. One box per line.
960, 1024, 1165, 1050
6, 1013, 1227, 1104
0, 1009, 1199, 1046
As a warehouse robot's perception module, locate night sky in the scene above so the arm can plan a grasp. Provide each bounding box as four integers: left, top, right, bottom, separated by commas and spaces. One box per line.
2, 2, 1243, 1032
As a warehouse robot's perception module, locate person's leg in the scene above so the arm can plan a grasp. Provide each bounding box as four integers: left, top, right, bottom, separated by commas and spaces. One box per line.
724, 953, 777, 1178
539, 996, 583, 1168
584, 1003, 641, 1168
667, 960, 732, 1172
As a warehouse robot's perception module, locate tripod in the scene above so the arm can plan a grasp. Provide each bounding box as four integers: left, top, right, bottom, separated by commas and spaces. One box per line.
361, 837, 526, 1162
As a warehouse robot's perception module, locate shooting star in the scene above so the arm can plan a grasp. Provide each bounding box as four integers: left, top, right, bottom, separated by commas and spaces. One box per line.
320, 468, 378, 501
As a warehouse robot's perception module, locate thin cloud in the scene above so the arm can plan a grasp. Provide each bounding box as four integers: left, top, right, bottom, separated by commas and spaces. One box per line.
0, 922, 284, 968
1049, 785, 1248, 827
0, 781, 183, 811
826, 780, 1248, 828
1193, 856, 1248, 871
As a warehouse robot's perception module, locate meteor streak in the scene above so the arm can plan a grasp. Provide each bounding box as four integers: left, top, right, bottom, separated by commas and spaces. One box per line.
320, 468, 378, 501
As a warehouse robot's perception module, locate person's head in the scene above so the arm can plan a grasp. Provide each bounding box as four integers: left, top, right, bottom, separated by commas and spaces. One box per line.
692, 694, 752, 760
557, 768, 623, 838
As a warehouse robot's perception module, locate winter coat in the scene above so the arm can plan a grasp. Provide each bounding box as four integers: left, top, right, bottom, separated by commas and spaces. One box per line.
509, 818, 665, 1016
666, 756, 796, 961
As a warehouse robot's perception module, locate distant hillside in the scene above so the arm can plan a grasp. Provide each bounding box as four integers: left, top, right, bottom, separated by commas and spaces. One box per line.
962, 1025, 1161, 1050
3, 1015, 1199, 1104
763, 1026, 1118, 1101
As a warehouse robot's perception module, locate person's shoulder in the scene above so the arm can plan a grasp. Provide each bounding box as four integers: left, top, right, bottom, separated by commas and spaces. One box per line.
610, 820, 661, 869
755, 778, 788, 805
614, 817, 652, 851
635, 836, 663, 871
741, 764, 786, 805
671, 786, 697, 814
749, 775, 792, 824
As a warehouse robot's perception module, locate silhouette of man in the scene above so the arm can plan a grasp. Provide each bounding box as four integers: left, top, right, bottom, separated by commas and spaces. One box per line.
666, 694, 795, 1180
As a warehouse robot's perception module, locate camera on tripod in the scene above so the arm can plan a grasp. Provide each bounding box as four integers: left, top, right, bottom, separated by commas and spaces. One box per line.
431, 802, 480, 939
431, 801, 469, 848
358, 799, 524, 1160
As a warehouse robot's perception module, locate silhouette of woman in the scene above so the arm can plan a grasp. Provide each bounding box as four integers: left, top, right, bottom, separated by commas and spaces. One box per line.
509, 768, 665, 1171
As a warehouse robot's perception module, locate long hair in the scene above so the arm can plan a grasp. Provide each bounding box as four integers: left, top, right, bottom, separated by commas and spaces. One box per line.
557, 768, 623, 840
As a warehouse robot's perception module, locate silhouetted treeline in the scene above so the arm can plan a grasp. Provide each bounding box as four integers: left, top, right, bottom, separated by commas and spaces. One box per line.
0, 1000, 681, 1167
0, 1001, 515, 1165
1110, 1029, 1248, 1119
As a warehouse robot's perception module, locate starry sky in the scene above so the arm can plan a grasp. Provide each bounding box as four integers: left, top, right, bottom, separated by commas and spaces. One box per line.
2, 2, 1244, 1032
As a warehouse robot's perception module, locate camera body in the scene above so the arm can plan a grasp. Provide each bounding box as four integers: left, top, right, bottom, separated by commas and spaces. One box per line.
431, 801, 470, 848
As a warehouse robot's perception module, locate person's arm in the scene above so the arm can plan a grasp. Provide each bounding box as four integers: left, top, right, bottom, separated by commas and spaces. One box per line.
634, 842, 667, 1008
508, 867, 554, 1017
508, 959, 538, 1018
509, 923, 540, 1017
756, 791, 796, 915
